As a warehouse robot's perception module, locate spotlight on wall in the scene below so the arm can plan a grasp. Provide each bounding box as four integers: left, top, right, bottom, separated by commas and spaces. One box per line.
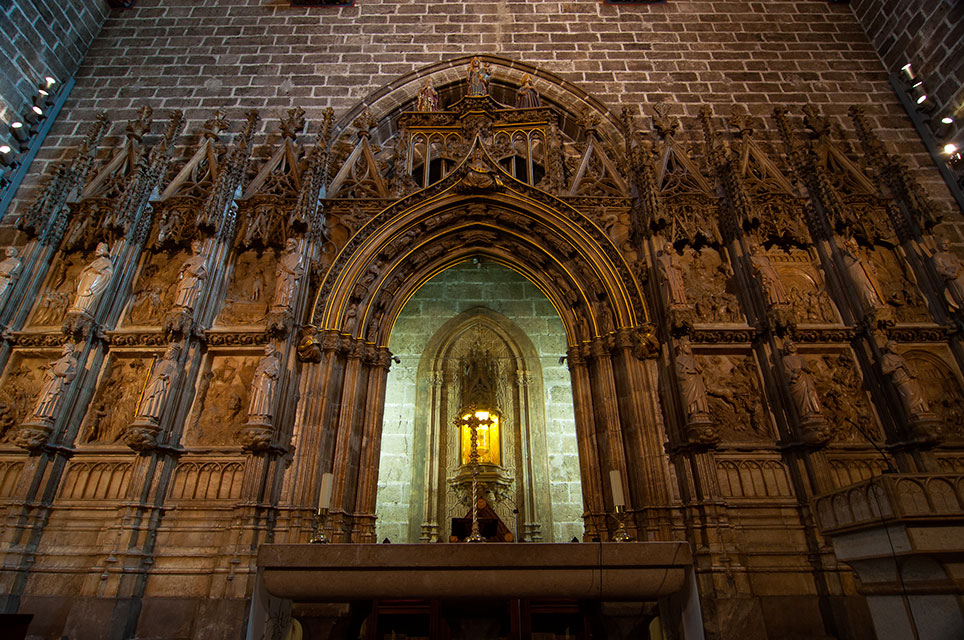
901, 63, 916, 83
36, 87, 55, 108
945, 143, 960, 156
23, 105, 44, 125
0, 145, 16, 168
9, 122, 29, 146
44, 76, 57, 89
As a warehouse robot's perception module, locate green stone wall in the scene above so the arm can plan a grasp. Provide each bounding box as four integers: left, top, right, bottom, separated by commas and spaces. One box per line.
376, 261, 584, 543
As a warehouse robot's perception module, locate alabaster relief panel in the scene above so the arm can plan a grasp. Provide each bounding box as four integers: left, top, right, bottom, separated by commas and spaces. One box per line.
864, 246, 931, 323
216, 248, 279, 327
0, 352, 52, 443
0, 459, 23, 498
903, 349, 964, 440
809, 349, 881, 443
681, 248, 745, 324
716, 457, 792, 498
597, 209, 638, 266
28, 250, 98, 327
184, 353, 259, 446
81, 354, 150, 445
124, 249, 191, 327
768, 249, 839, 324
699, 351, 772, 441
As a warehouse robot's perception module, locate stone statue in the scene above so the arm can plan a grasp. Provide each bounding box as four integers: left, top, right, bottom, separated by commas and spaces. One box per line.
0, 246, 22, 311
415, 78, 439, 112
466, 57, 491, 97
657, 243, 687, 307
782, 342, 823, 420
515, 74, 541, 108
269, 238, 305, 314
840, 238, 884, 312
134, 344, 182, 424
30, 343, 79, 422
749, 244, 788, 306
248, 344, 281, 422
67, 242, 113, 317
676, 341, 709, 418
880, 341, 930, 420
932, 237, 964, 308
172, 240, 208, 312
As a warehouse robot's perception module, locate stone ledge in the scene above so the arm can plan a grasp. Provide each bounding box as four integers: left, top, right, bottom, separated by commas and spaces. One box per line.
258, 542, 691, 601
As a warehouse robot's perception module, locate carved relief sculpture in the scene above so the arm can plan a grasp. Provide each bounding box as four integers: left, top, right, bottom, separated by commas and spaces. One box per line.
240, 344, 282, 451
15, 343, 79, 450
267, 238, 305, 334
123, 344, 182, 451
0, 246, 22, 312
749, 243, 792, 329
840, 237, 891, 324
932, 237, 964, 310
164, 239, 208, 336
657, 243, 687, 308
415, 78, 439, 112
466, 57, 491, 97
674, 340, 717, 445
782, 341, 830, 445
63, 242, 113, 335
515, 74, 541, 108
880, 340, 941, 444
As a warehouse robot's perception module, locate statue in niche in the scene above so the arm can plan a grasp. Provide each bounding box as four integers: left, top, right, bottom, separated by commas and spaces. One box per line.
15, 344, 79, 450
782, 341, 830, 444
466, 57, 491, 97
675, 340, 717, 444
931, 237, 964, 309
515, 74, 541, 108
240, 344, 282, 451
749, 244, 788, 305
415, 78, 439, 112
269, 238, 304, 315
840, 237, 885, 315
880, 341, 941, 444
63, 243, 113, 334
0, 246, 22, 311
657, 243, 687, 308
123, 344, 182, 451
165, 240, 208, 336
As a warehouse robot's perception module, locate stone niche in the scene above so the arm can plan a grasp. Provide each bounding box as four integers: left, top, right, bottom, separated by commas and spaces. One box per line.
183, 351, 260, 447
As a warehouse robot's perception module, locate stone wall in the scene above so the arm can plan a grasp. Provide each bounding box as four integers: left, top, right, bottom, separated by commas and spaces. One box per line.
377, 261, 583, 543
851, 0, 963, 158
0, 0, 108, 126
4, 0, 958, 226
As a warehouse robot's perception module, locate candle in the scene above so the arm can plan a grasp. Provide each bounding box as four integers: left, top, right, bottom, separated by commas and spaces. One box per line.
319, 472, 333, 511
610, 469, 625, 507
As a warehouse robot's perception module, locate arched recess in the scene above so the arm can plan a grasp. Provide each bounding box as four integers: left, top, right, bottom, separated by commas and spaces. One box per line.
288, 76, 671, 544
398, 307, 564, 544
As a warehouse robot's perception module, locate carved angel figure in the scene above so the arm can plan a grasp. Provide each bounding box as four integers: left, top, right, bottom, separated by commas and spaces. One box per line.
657, 243, 687, 307
415, 78, 439, 112
880, 341, 930, 419
248, 344, 281, 421
0, 246, 22, 310
269, 238, 305, 313
932, 237, 964, 308
749, 244, 788, 306
133, 344, 181, 423
782, 342, 823, 419
676, 341, 709, 418
30, 344, 79, 422
515, 74, 541, 108
67, 242, 113, 317
840, 238, 884, 312
172, 240, 208, 312
466, 57, 491, 97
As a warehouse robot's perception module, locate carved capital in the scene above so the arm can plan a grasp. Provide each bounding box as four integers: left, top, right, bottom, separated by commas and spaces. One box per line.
239, 424, 274, 452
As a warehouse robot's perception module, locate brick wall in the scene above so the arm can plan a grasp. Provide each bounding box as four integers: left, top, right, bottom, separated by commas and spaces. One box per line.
0, 0, 109, 128
6, 0, 957, 225
378, 262, 583, 544
851, 0, 963, 155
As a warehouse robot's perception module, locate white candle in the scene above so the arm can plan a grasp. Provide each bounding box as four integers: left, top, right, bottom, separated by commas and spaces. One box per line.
319, 472, 333, 510
610, 469, 625, 507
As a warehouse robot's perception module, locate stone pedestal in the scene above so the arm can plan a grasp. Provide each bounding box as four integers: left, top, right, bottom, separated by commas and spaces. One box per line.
813, 474, 964, 640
